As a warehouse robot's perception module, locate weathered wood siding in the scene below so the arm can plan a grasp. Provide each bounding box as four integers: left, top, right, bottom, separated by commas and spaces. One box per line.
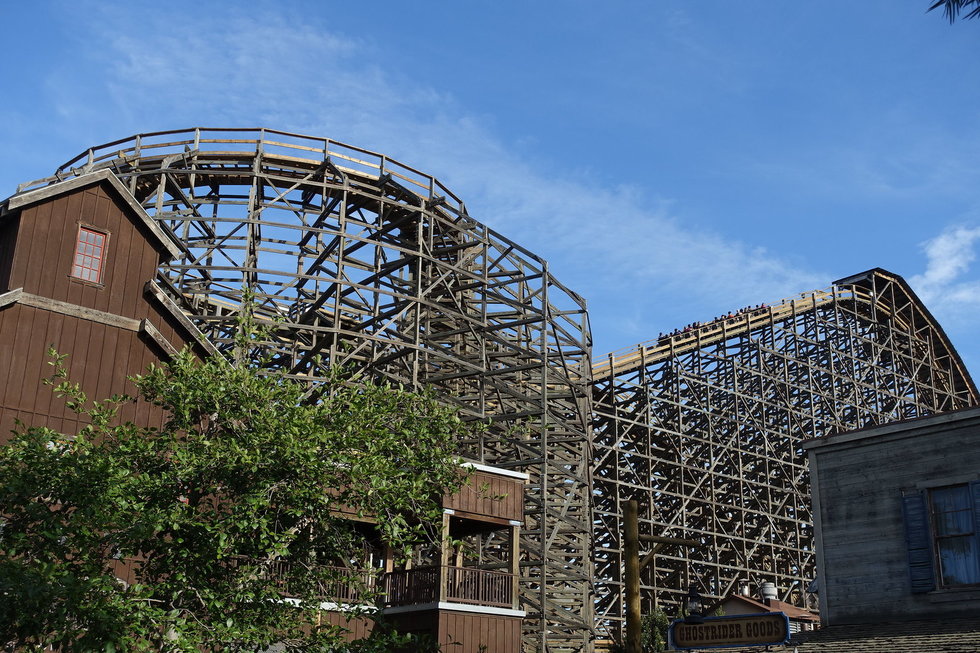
386, 609, 522, 653
438, 610, 522, 652
0, 180, 200, 444
807, 409, 980, 625
444, 469, 524, 522
320, 610, 375, 641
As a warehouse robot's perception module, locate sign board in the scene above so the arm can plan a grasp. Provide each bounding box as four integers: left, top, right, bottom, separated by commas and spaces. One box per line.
668, 612, 790, 650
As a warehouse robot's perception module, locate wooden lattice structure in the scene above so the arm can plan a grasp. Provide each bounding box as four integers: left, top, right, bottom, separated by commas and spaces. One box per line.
591, 269, 978, 642
15, 128, 595, 653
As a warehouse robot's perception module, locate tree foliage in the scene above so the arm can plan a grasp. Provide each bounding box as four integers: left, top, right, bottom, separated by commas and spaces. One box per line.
640, 609, 671, 653
929, 0, 980, 22
0, 324, 473, 651
608, 608, 670, 653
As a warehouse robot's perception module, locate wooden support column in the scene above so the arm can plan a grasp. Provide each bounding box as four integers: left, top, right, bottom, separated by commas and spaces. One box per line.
383, 543, 394, 574
625, 500, 641, 653
625, 501, 698, 653
510, 524, 521, 610
439, 511, 451, 602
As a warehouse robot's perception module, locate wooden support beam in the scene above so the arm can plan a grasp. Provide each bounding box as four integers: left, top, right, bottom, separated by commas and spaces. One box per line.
639, 537, 699, 572
591, 268, 979, 641
624, 499, 642, 653
639, 534, 701, 546
17, 292, 140, 331
511, 524, 521, 610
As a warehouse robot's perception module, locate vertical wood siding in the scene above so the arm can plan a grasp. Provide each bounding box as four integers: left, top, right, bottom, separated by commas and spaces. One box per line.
0, 215, 19, 290
7, 183, 163, 320
0, 303, 173, 444
320, 611, 375, 641
444, 470, 524, 522
439, 611, 522, 653
0, 181, 201, 445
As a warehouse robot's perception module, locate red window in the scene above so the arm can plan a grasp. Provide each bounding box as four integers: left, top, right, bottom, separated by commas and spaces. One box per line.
72, 227, 107, 283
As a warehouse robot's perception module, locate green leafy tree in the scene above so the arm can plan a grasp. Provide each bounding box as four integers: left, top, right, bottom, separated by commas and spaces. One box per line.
608, 608, 670, 653
0, 323, 473, 651
640, 609, 671, 653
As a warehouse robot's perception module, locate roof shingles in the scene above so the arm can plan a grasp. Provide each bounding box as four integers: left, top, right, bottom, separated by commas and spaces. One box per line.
783, 617, 980, 653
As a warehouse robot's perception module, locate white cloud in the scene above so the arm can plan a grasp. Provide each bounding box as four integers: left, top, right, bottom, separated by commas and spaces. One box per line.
910, 224, 980, 309
905, 223, 980, 376
46, 6, 823, 354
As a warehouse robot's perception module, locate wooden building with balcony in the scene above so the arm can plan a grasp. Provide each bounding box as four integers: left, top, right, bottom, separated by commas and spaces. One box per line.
305, 462, 527, 651
381, 462, 527, 651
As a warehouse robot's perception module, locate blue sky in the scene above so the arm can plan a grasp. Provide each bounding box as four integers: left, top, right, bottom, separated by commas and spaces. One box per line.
3, 1, 980, 372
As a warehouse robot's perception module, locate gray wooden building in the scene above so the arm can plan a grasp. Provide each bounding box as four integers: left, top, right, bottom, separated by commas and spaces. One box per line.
788, 407, 980, 651
805, 406, 980, 624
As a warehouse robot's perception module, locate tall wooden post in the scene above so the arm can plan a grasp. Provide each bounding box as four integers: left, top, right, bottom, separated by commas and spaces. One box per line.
439, 511, 451, 602
510, 524, 521, 610
625, 499, 641, 653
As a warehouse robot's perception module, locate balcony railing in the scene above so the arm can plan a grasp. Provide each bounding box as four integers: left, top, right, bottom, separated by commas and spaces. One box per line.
383, 565, 441, 606
263, 561, 379, 604
383, 565, 514, 609
445, 565, 514, 607
115, 559, 514, 610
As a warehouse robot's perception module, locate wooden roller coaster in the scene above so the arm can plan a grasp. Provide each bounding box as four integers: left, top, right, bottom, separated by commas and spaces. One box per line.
15, 128, 978, 653
591, 268, 977, 643
16, 128, 595, 653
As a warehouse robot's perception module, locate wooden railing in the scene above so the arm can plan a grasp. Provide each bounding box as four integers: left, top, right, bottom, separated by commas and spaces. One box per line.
263, 561, 378, 603
19, 127, 468, 213
383, 565, 514, 609
444, 566, 513, 607
116, 559, 513, 609
383, 565, 441, 606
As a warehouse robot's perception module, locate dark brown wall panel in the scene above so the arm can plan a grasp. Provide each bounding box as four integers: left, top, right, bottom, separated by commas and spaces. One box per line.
0, 304, 173, 444
9, 183, 163, 320
0, 303, 17, 406
7, 303, 36, 412
95, 325, 120, 404
445, 470, 524, 522
0, 215, 19, 291
320, 611, 375, 641
438, 611, 521, 653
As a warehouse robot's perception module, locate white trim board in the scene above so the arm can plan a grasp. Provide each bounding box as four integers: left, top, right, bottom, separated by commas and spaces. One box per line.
382, 601, 525, 618
460, 461, 530, 481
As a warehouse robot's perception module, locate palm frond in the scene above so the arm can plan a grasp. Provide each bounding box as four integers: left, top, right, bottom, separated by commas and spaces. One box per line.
928, 0, 980, 23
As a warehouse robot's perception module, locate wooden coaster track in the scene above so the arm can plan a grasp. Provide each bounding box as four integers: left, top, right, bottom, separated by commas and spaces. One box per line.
590, 268, 976, 642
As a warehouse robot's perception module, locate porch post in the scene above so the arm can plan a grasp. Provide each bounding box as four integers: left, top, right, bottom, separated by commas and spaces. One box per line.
439, 511, 451, 602
510, 523, 521, 610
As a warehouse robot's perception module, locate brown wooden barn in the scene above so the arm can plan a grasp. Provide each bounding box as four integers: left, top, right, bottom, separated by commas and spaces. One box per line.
0, 169, 215, 442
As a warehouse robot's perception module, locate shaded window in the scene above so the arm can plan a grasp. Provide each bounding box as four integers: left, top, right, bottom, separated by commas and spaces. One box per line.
930, 484, 980, 586
903, 482, 980, 593
71, 227, 107, 283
